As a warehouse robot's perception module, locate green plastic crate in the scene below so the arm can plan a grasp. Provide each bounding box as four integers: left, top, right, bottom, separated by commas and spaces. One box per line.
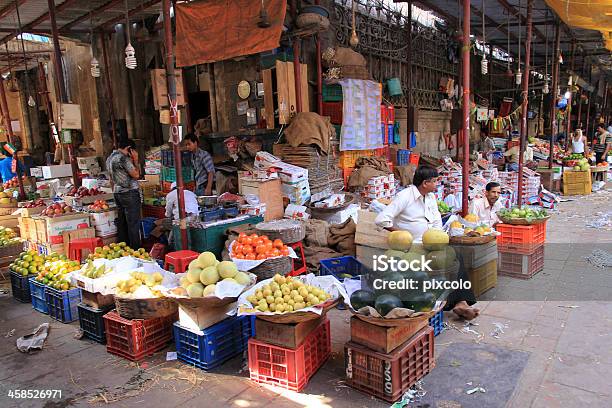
333, 125, 342, 138
173, 215, 263, 258
161, 166, 194, 183
323, 84, 343, 102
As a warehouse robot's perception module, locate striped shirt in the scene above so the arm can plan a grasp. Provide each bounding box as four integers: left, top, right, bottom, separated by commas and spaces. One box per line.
192, 148, 215, 188
593, 131, 612, 153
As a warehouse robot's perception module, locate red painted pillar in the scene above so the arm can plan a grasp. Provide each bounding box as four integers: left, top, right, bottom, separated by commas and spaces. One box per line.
517, 0, 533, 207
0, 78, 26, 199
461, 0, 470, 216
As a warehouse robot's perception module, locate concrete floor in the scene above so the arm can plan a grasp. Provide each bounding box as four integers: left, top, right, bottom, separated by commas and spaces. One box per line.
0, 189, 610, 408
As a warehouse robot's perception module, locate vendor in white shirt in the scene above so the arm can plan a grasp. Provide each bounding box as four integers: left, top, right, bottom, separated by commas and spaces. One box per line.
375, 167, 480, 320
469, 182, 503, 226
165, 182, 200, 221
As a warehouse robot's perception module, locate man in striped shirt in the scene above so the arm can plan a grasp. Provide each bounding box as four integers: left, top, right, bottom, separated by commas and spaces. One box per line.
183, 133, 215, 196
593, 124, 611, 164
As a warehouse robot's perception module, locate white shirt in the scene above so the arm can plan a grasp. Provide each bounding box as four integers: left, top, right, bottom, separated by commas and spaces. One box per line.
375, 185, 443, 242
165, 189, 200, 220
469, 196, 503, 226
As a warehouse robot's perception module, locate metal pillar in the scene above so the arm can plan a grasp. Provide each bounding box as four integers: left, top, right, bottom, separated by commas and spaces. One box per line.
517, 0, 533, 207
407, 1, 413, 118
315, 0, 322, 114
100, 34, 118, 149
37, 61, 57, 152
564, 39, 576, 150
162, 0, 188, 249
461, 0, 470, 216
0, 78, 26, 199
548, 22, 561, 169
48, 0, 80, 186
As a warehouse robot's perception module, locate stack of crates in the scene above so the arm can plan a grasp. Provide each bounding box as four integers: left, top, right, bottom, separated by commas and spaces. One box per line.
174, 315, 255, 370
497, 222, 547, 279
78, 303, 114, 343
45, 287, 82, 323
454, 240, 499, 297
160, 150, 195, 193
345, 320, 435, 402
29, 277, 48, 314
248, 316, 331, 391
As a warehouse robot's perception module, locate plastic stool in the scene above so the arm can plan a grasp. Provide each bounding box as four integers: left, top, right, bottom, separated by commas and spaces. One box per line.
287, 241, 307, 276
69, 238, 103, 262
164, 250, 199, 273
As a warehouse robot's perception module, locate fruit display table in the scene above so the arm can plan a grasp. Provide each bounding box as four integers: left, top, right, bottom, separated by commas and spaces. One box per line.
590, 164, 609, 183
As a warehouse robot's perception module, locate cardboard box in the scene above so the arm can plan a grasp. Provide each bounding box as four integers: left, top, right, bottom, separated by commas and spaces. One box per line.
101, 235, 117, 245
35, 213, 91, 243
178, 302, 237, 332
42, 164, 73, 179
81, 290, 115, 309
355, 243, 382, 269
354, 210, 389, 249
281, 180, 311, 205
238, 177, 283, 221
350, 316, 428, 353
90, 210, 118, 226
64, 193, 114, 207
59, 103, 82, 130
276, 162, 308, 184
144, 175, 160, 185
30, 167, 43, 178
77, 157, 100, 169
255, 316, 323, 349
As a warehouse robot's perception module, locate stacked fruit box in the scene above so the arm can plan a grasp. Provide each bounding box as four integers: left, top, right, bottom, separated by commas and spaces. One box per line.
248, 316, 330, 392
496, 222, 546, 279
345, 321, 435, 402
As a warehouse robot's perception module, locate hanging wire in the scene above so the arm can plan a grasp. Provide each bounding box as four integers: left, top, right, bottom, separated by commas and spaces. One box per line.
506, 10, 510, 72
124, 0, 137, 69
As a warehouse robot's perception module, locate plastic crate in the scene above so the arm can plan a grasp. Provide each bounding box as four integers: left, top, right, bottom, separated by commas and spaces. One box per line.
160, 166, 194, 183
322, 102, 343, 125
397, 149, 411, 166
409, 152, 420, 166
29, 278, 48, 314
496, 222, 546, 255
78, 303, 114, 343
248, 318, 331, 392
333, 124, 342, 139
142, 205, 166, 219
498, 245, 545, 279
32, 296, 48, 314
141, 217, 157, 239
222, 206, 239, 218
103, 310, 175, 361
381, 123, 387, 144
322, 84, 343, 102
320, 256, 364, 280
375, 146, 389, 160
174, 315, 255, 370
161, 150, 193, 168
339, 150, 374, 169
200, 207, 224, 222
10, 271, 32, 303
161, 180, 196, 194
428, 311, 444, 336
345, 326, 435, 402
45, 287, 82, 323
468, 259, 498, 297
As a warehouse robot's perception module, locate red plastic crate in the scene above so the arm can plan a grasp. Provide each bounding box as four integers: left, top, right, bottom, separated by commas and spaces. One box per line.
498, 245, 544, 279
409, 152, 420, 166
339, 150, 374, 169
387, 105, 395, 124
374, 146, 390, 160
496, 222, 546, 255
345, 326, 435, 402
248, 318, 331, 391
380, 105, 388, 124
103, 311, 176, 361
142, 204, 166, 219
322, 102, 343, 125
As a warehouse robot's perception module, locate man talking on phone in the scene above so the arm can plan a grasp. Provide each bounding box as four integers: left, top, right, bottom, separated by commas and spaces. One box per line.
106, 139, 142, 249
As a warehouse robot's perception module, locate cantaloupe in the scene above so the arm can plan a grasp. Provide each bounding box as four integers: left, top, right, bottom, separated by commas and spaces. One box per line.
217, 261, 238, 279
199, 266, 219, 285
187, 282, 204, 297
387, 230, 413, 251
197, 252, 217, 268
234, 271, 250, 286
203, 284, 216, 296
422, 228, 449, 251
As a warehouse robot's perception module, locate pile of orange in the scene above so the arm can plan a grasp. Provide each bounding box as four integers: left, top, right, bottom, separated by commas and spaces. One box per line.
231, 232, 290, 260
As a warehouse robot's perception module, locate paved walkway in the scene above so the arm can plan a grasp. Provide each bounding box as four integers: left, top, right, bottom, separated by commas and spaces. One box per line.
0, 190, 610, 408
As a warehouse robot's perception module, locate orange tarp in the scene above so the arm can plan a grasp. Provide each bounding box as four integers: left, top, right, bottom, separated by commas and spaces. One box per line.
175, 0, 287, 67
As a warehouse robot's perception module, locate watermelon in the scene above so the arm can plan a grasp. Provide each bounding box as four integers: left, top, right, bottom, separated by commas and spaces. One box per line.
350, 290, 375, 310
375, 294, 403, 316
402, 292, 436, 312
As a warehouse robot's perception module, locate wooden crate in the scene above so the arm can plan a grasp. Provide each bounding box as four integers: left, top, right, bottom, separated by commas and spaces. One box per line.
263, 61, 309, 129
238, 176, 284, 221
349, 316, 428, 354
468, 259, 497, 297
255, 316, 323, 349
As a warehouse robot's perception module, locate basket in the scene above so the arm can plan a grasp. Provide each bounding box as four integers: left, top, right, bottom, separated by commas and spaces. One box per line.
307, 192, 356, 215
114, 296, 178, 320
255, 219, 306, 243
255, 299, 339, 324
449, 234, 497, 245
250, 256, 292, 280
496, 215, 550, 225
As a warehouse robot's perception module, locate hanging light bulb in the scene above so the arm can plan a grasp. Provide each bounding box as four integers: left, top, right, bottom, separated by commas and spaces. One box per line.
125, 43, 137, 69
543, 82, 549, 94
481, 55, 488, 75
27, 95, 36, 107
568, 75, 573, 86
90, 57, 100, 77
515, 68, 522, 85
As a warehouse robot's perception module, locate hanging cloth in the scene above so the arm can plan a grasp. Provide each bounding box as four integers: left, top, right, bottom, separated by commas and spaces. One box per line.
409, 131, 417, 149
338, 79, 383, 151
175, 0, 286, 67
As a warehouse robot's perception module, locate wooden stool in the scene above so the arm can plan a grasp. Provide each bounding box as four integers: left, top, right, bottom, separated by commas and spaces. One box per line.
69, 237, 103, 262
164, 250, 199, 273
287, 241, 307, 276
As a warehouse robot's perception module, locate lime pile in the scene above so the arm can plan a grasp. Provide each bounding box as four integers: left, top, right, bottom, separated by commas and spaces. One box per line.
86, 242, 151, 261
246, 274, 331, 313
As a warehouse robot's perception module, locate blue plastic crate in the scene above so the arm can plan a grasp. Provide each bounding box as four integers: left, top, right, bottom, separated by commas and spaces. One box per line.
429, 310, 444, 336
174, 315, 255, 371
141, 217, 157, 239
200, 208, 224, 222
45, 287, 82, 323
320, 256, 364, 280
29, 277, 46, 300
222, 206, 239, 218
31, 296, 48, 314
397, 149, 411, 166
161, 150, 193, 168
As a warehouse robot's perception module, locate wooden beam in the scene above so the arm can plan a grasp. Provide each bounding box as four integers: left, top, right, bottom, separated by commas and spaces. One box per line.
61, 0, 124, 32
0, 0, 28, 20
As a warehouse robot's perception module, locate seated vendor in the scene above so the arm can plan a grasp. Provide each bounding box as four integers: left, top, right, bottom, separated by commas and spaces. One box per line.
375, 166, 480, 320
504, 144, 533, 171
165, 182, 200, 221
469, 182, 503, 226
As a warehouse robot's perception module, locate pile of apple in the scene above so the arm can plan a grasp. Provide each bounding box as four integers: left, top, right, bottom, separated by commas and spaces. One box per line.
23, 199, 46, 208
67, 186, 105, 198
2, 176, 26, 190
88, 200, 110, 212
41, 202, 74, 217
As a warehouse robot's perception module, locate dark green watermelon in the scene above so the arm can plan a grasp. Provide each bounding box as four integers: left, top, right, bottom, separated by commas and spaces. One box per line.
375, 294, 403, 316
350, 290, 376, 310
376, 271, 405, 297
403, 292, 436, 312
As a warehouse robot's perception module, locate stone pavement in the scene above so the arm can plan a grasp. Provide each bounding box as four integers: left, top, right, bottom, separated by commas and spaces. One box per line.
0, 190, 610, 408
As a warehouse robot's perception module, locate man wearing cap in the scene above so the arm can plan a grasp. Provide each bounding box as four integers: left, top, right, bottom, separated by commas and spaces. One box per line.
165, 181, 200, 221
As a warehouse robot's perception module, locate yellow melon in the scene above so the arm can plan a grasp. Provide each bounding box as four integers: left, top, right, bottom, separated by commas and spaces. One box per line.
387, 230, 413, 251
422, 228, 449, 251
464, 213, 479, 223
